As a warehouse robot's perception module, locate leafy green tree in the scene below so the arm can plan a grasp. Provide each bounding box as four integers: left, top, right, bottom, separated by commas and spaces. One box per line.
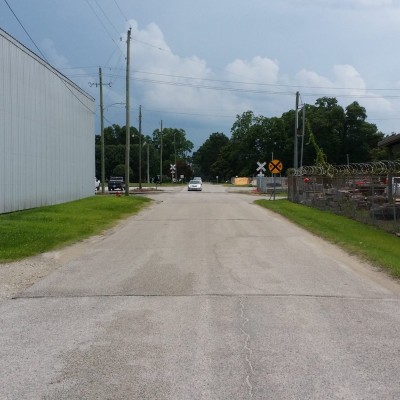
305, 97, 345, 165
224, 111, 290, 176
228, 111, 262, 175
343, 102, 384, 163
151, 127, 193, 179
192, 132, 229, 179
95, 98, 388, 182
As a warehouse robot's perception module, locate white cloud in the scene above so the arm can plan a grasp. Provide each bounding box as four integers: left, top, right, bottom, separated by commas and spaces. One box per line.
225, 57, 280, 84
295, 64, 393, 122
40, 38, 99, 99
109, 20, 398, 140
41, 38, 70, 68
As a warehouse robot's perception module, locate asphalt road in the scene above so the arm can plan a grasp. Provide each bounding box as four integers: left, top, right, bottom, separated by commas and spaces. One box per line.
1, 184, 400, 399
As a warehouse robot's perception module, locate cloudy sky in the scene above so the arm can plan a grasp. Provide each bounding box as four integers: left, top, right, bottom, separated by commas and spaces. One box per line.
2, 0, 400, 149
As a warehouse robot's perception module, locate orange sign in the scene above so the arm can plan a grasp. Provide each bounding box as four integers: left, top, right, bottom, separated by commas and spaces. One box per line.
268, 159, 283, 174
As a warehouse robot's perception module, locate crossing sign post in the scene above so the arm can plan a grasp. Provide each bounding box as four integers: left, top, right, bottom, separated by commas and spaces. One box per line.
170, 164, 176, 181
256, 161, 266, 177
268, 159, 283, 200
268, 159, 283, 174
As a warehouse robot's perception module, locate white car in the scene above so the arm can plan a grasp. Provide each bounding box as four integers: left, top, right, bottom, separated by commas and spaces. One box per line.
188, 180, 202, 191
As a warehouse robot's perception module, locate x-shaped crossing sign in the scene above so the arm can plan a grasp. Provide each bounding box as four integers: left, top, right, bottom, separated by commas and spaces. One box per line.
256, 161, 266, 172
268, 159, 283, 174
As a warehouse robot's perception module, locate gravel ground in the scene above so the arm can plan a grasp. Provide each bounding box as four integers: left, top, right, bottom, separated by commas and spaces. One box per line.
0, 236, 98, 302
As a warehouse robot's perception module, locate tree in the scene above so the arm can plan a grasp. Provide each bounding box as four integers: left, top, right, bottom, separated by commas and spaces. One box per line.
192, 132, 229, 179
344, 102, 384, 163
151, 127, 194, 180
225, 111, 289, 176
305, 97, 345, 165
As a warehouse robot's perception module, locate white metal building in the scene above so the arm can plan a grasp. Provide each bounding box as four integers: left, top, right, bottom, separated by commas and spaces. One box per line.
0, 28, 95, 214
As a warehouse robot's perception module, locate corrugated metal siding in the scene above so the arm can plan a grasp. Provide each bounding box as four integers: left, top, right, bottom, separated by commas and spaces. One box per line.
0, 29, 95, 214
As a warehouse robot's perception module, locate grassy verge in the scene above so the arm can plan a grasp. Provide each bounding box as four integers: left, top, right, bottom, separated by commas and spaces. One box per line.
255, 199, 400, 278
0, 196, 151, 263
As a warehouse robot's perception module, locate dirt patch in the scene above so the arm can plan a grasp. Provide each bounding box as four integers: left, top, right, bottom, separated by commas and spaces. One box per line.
0, 236, 100, 302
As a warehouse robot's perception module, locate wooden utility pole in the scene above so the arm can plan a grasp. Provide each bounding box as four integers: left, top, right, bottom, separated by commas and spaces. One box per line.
89, 70, 110, 194
99, 67, 105, 194
300, 104, 305, 169
160, 120, 163, 183
294, 91, 300, 169
147, 143, 150, 184
125, 28, 131, 196
174, 130, 177, 182
139, 105, 142, 189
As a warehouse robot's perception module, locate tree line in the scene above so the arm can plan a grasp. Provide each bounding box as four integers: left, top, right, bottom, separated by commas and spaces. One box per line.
96, 97, 395, 182
192, 97, 392, 181
95, 125, 194, 182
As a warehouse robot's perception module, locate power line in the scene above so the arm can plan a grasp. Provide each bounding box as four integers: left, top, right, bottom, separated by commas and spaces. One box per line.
93, 0, 121, 37
84, 0, 121, 49
131, 37, 169, 52
112, 0, 130, 26
3, 0, 95, 114
60, 66, 400, 101
3, 0, 47, 61
94, 66, 400, 94
140, 106, 234, 119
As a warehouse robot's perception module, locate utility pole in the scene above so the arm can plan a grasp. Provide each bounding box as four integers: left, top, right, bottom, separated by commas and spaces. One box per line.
125, 28, 131, 196
99, 67, 105, 194
300, 104, 306, 168
174, 130, 177, 182
138, 105, 142, 189
294, 91, 300, 169
89, 69, 111, 194
147, 143, 150, 184
160, 120, 163, 183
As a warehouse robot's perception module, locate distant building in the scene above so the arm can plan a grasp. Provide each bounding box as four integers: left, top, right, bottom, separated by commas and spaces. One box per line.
0, 28, 95, 214
378, 133, 400, 158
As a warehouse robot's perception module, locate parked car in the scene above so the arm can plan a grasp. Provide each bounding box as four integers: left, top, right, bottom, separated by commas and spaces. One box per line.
108, 176, 125, 191
188, 179, 202, 191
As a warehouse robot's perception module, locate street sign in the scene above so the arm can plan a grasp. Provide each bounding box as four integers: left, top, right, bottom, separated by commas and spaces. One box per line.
256, 161, 266, 172
269, 159, 283, 174
170, 164, 176, 171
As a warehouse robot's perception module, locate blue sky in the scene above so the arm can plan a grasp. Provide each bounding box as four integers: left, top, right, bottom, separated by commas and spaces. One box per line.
2, 0, 400, 150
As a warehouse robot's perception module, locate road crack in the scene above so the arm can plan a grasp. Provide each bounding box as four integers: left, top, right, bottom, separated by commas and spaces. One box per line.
240, 296, 254, 398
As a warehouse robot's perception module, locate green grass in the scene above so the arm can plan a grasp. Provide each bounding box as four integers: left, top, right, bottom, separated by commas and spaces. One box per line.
0, 195, 151, 263
255, 199, 400, 278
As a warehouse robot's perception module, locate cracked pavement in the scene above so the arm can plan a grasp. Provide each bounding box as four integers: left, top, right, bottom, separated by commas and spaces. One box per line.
1, 184, 400, 399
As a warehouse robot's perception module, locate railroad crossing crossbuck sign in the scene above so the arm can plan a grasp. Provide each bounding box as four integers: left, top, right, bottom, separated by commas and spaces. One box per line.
268, 159, 283, 174
256, 161, 266, 176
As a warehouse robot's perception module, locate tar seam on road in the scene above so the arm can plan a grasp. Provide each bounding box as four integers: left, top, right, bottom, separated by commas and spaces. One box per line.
12, 293, 400, 301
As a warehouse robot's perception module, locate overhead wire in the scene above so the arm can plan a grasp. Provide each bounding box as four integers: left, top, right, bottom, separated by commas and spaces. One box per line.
59, 65, 400, 102
90, 66, 400, 95
92, 0, 121, 37
3, 0, 95, 114
83, 0, 124, 57
3, 0, 47, 60
112, 0, 130, 27
8, 0, 397, 125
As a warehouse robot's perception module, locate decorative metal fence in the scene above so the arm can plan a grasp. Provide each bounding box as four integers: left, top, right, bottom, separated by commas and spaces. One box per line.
288, 161, 400, 235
